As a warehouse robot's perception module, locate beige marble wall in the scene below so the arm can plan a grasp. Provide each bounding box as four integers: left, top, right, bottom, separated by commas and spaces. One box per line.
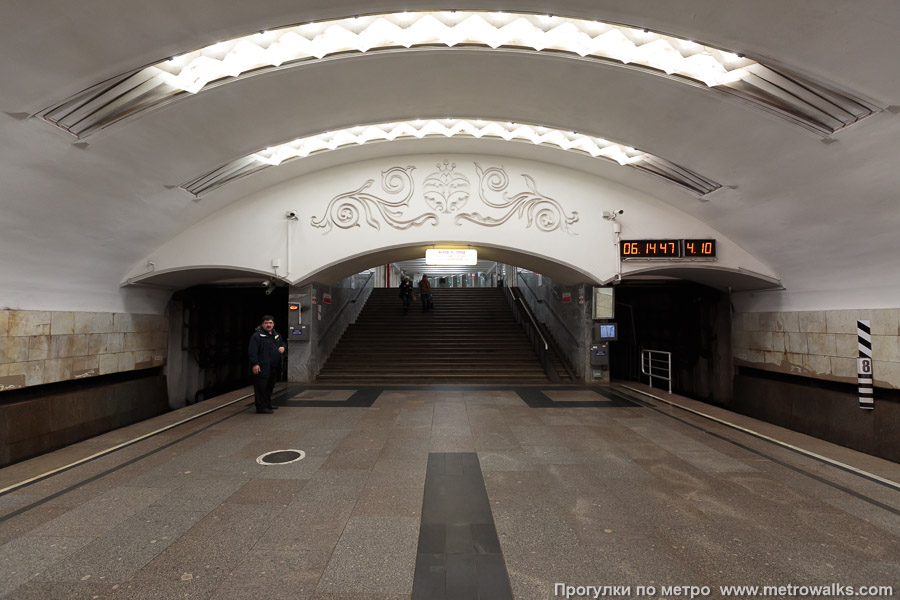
733, 308, 900, 389
0, 310, 167, 392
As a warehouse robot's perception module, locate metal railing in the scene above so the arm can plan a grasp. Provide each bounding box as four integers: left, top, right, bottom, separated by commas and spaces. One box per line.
515, 272, 581, 348
641, 349, 672, 393
317, 272, 375, 354
504, 285, 560, 382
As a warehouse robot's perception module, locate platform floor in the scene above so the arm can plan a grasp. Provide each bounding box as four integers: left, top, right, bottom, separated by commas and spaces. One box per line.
1, 384, 898, 599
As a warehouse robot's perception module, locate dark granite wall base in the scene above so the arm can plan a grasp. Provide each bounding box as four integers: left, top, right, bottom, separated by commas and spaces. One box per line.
0, 375, 169, 467
733, 372, 900, 463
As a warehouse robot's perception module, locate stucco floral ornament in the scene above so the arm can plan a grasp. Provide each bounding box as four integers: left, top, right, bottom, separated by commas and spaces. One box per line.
423, 160, 471, 213
311, 166, 438, 233
455, 163, 579, 234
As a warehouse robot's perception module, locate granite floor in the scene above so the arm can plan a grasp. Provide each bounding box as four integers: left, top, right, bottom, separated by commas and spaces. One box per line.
0, 384, 898, 600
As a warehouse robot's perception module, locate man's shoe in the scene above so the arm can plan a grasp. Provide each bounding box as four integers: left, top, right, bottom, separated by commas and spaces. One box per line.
257, 408, 274, 414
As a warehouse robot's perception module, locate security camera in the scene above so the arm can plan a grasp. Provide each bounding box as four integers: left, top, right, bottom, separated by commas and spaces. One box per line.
265, 286, 274, 296
261, 280, 270, 287
285, 210, 299, 220
602, 209, 624, 220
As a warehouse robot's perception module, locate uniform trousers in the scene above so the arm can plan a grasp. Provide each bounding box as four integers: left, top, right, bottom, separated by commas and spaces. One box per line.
253, 372, 276, 412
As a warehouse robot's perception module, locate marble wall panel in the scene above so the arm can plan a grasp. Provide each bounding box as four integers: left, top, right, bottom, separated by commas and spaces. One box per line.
43, 358, 74, 384
831, 357, 857, 379
117, 352, 136, 372
826, 310, 859, 334
772, 332, 785, 353
88, 333, 108, 355
8, 311, 50, 336
27, 335, 49, 361
786, 332, 808, 354
99, 353, 118, 375
1, 310, 170, 393
742, 312, 760, 332
735, 308, 900, 389
107, 333, 125, 353
758, 312, 781, 332
834, 334, 858, 358
9, 360, 45, 386
748, 331, 773, 351
807, 333, 836, 356
798, 311, 827, 333
50, 311, 75, 335
873, 335, 900, 363
781, 311, 800, 333
7, 337, 28, 363
874, 361, 900, 389
804, 354, 831, 376
872, 309, 900, 336
113, 313, 133, 333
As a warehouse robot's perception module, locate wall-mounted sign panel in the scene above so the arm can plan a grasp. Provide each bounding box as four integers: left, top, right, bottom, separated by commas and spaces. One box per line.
620, 239, 716, 259
426, 249, 477, 266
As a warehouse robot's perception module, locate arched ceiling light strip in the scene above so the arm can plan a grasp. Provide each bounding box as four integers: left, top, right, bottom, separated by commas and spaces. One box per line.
180, 118, 721, 197
38, 11, 879, 138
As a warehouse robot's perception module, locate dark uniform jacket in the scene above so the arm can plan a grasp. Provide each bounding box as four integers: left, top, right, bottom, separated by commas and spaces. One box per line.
398, 280, 414, 298
248, 329, 286, 376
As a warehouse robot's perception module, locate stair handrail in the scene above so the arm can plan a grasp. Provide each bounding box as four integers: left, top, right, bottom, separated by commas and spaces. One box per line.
317, 272, 375, 350
503, 284, 560, 382
516, 272, 581, 348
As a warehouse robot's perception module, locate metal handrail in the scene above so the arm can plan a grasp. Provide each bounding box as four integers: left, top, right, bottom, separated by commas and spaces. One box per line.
641, 349, 672, 394
518, 298, 548, 350
317, 272, 375, 348
504, 285, 559, 382
516, 272, 581, 347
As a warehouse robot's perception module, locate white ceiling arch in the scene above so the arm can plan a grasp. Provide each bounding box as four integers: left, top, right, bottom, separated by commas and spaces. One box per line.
181, 118, 722, 197
1, 1, 900, 314
39, 10, 877, 138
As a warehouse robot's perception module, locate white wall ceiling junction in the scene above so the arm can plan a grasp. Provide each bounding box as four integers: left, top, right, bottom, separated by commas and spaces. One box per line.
0, 1, 899, 314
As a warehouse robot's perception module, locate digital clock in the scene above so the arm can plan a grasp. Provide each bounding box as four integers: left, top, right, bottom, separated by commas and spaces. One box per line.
682, 239, 716, 257
620, 239, 716, 259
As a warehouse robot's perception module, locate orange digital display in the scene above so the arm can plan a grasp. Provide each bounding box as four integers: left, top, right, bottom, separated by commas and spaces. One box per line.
620, 239, 716, 259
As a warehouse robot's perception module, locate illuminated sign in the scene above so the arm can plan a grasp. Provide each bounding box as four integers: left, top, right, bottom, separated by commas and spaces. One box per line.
426, 249, 478, 266
620, 239, 716, 259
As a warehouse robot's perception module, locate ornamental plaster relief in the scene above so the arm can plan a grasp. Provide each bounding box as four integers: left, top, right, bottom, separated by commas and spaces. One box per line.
310, 160, 579, 235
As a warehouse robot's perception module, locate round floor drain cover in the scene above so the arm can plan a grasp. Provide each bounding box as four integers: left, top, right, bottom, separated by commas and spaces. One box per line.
257, 449, 306, 465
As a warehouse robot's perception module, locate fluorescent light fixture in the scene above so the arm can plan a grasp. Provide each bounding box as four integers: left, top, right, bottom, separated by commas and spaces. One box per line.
180, 118, 722, 197
426, 249, 478, 266
40, 11, 879, 138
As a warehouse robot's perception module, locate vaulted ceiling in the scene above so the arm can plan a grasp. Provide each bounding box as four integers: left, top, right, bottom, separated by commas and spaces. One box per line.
2, 1, 899, 312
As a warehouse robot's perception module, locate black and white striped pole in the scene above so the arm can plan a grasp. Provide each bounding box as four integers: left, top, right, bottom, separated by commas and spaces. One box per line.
857, 320, 874, 410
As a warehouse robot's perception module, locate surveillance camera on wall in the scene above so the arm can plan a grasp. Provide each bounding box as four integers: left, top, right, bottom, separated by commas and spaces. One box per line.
261, 280, 270, 287
285, 210, 298, 219
265, 286, 274, 295
602, 209, 624, 220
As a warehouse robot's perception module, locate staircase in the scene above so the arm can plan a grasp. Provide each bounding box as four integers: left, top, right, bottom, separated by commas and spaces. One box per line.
316, 287, 551, 383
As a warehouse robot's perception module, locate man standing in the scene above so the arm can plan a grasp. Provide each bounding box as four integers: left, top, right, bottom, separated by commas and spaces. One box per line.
248, 315, 285, 414
418, 274, 434, 312
399, 276, 413, 313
